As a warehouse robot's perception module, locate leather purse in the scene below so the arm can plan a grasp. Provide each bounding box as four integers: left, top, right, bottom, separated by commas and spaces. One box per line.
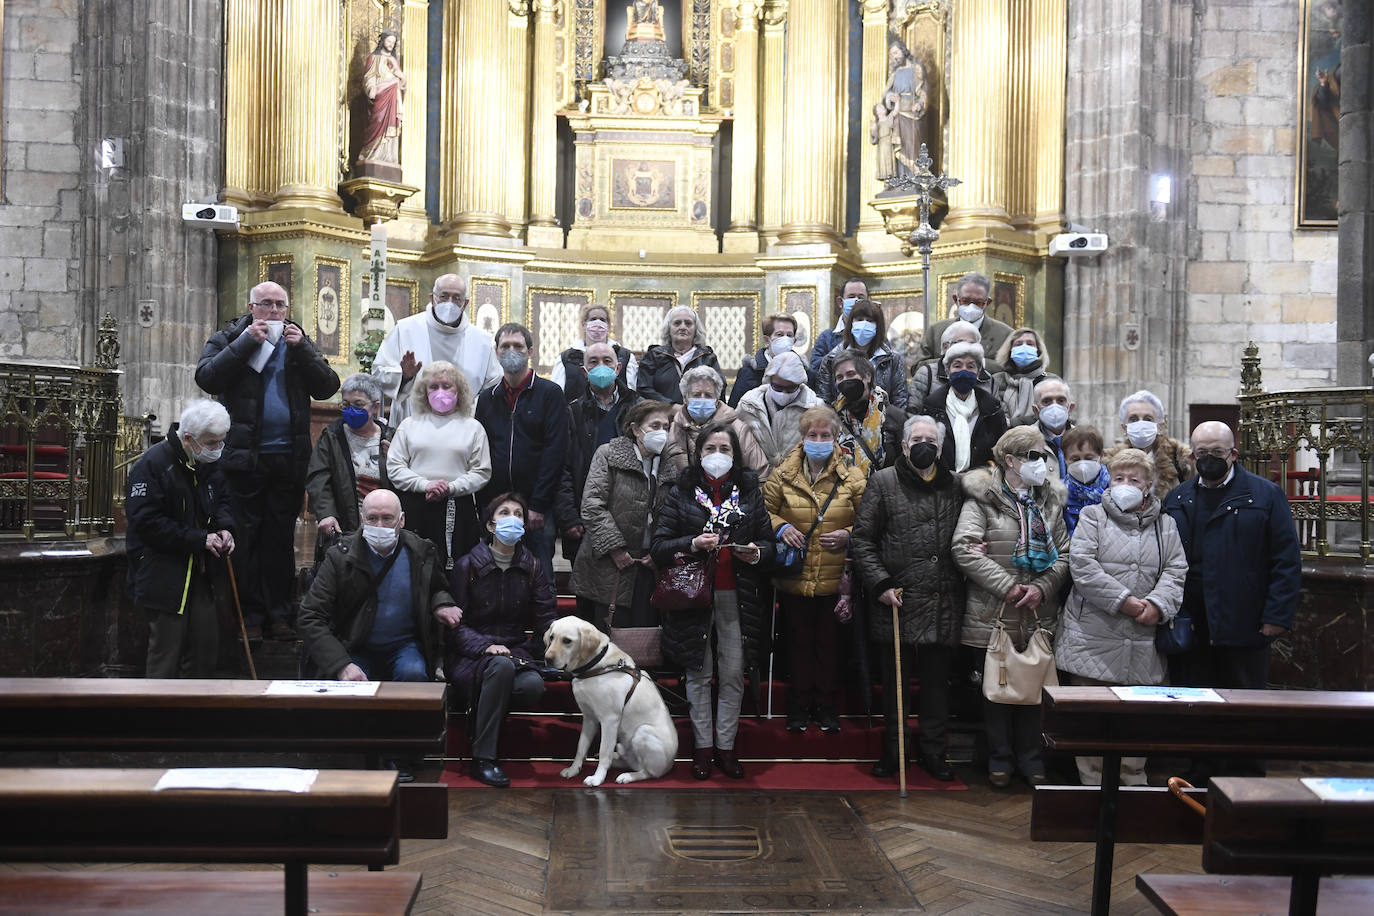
607, 569, 663, 668
983, 612, 1059, 706
1154, 610, 1194, 655
651, 552, 715, 612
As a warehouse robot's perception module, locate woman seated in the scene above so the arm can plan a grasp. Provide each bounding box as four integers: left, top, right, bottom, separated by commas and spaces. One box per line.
923, 341, 1007, 476
652, 423, 774, 780
1105, 389, 1195, 501
444, 492, 557, 788
305, 372, 394, 564
1055, 449, 1187, 786
763, 406, 866, 733
661, 366, 770, 478
816, 299, 909, 410
386, 361, 491, 570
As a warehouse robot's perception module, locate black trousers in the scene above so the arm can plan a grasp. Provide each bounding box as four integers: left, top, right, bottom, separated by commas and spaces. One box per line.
470, 655, 545, 760
781, 592, 840, 713
879, 641, 953, 760
226, 454, 302, 627
144, 575, 219, 678
398, 490, 478, 571
1169, 636, 1271, 778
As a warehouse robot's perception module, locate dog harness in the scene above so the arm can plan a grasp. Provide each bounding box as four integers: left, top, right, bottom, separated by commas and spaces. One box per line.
569, 644, 646, 708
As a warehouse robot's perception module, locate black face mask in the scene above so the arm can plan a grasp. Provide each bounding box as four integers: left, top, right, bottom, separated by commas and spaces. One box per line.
907, 441, 938, 469
948, 370, 978, 394
837, 378, 867, 405
1196, 454, 1230, 482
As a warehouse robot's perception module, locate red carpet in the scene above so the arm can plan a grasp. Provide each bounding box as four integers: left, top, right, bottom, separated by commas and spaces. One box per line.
440, 758, 965, 791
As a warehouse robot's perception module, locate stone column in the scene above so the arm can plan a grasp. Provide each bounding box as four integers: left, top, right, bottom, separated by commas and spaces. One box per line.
442, 0, 512, 236
944, 0, 1012, 229
506, 0, 532, 233
854, 0, 888, 235
399, 0, 431, 220
777, 0, 844, 246
267, 0, 342, 209
527, 0, 562, 246
1337, 0, 1374, 383
723, 0, 762, 252
757, 0, 788, 243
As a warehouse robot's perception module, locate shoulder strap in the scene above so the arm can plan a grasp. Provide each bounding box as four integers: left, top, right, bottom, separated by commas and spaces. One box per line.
364, 546, 403, 605
800, 477, 843, 543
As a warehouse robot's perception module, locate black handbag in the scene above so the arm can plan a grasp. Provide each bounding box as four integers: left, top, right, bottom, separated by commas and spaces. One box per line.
774, 478, 842, 577
1150, 519, 1194, 655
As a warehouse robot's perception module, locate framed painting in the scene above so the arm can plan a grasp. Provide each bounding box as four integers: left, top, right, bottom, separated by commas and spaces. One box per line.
693, 291, 759, 375
874, 289, 925, 374
471, 276, 511, 337
257, 255, 294, 316
610, 291, 679, 354
991, 272, 1026, 329
361, 276, 420, 324
1296, 0, 1340, 228
313, 256, 350, 365
527, 286, 593, 372
778, 285, 818, 360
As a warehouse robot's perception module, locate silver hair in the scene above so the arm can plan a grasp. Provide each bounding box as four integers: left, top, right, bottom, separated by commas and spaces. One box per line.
942, 340, 986, 371
679, 365, 725, 401
341, 372, 383, 405
1033, 376, 1071, 400
903, 413, 946, 454
940, 320, 981, 348
954, 271, 991, 299
659, 306, 709, 349
1118, 389, 1165, 424
179, 399, 230, 439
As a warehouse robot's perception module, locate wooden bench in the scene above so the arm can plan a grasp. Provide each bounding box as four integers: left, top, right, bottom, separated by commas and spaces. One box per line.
1036, 686, 1374, 915
1135, 874, 1374, 916
0, 677, 449, 839
0, 767, 413, 916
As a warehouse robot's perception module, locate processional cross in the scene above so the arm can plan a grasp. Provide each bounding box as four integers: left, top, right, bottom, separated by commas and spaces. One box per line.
884, 143, 961, 322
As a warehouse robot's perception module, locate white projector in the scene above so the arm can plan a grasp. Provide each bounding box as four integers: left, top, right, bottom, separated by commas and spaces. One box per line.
1049, 232, 1108, 257
181, 203, 240, 230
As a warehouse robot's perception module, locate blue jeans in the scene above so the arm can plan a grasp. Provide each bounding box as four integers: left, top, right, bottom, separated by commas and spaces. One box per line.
351, 640, 429, 682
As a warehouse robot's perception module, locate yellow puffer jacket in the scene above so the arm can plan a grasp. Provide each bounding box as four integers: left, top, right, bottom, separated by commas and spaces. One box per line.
763, 445, 866, 597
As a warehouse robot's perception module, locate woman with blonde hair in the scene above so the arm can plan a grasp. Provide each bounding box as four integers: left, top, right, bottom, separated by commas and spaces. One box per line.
387, 360, 492, 569
992, 327, 1060, 423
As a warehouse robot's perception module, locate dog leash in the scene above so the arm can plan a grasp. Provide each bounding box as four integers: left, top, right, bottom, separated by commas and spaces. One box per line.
570, 644, 648, 710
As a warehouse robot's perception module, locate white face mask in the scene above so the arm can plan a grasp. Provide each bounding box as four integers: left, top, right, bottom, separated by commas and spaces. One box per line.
1126, 420, 1158, 449
1038, 403, 1070, 432
1067, 459, 1102, 485
433, 300, 462, 325
769, 336, 795, 356
264, 320, 285, 345
641, 428, 668, 455
584, 318, 609, 342
362, 524, 399, 552
957, 303, 985, 323
768, 386, 800, 406
1110, 484, 1144, 511
1018, 457, 1048, 486
701, 452, 734, 479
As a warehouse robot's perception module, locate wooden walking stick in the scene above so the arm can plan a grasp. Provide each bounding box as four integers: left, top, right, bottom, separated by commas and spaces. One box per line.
891, 588, 907, 797
225, 554, 258, 680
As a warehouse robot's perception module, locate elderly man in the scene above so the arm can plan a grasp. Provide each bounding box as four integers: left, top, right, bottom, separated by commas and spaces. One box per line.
1163, 421, 1302, 779
196, 280, 341, 640
372, 273, 503, 426
735, 350, 823, 472
730, 313, 817, 407
1020, 378, 1076, 479
298, 489, 462, 683
126, 399, 237, 678
919, 272, 1013, 366
809, 276, 869, 374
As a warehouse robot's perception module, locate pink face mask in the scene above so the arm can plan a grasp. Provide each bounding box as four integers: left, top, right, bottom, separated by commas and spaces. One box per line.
428, 387, 457, 413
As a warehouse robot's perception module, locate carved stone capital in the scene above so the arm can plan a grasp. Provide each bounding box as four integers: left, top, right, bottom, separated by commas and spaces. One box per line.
508, 0, 530, 17
761, 0, 787, 26
860, 0, 887, 17
533, 0, 559, 17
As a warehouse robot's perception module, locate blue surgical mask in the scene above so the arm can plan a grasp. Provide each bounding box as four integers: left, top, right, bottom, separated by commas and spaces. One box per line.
341, 405, 371, 429
1009, 344, 1039, 368
803, 440, 834, 461
850, 320, 877, 346
687, 397, 716, 422
586, 364, 617, 389
841, 297, 859, 317
493, 516, 525, 546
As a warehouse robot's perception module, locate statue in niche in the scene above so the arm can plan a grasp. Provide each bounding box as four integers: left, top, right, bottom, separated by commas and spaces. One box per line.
877, 39, 927, 180
871, 92, 899, 181
357, 32, 406, 168
626, 0, 666, 42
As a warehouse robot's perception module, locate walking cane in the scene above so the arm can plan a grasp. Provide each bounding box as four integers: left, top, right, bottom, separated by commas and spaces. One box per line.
225, 554, 258, 680
891, 588, 907, 797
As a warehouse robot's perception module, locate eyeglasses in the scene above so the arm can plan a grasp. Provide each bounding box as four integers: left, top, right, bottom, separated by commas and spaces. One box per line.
1018, 450, 1047, 462
434, 292, 467, 303
251, 299, 289, 313
955, 297, 989, 307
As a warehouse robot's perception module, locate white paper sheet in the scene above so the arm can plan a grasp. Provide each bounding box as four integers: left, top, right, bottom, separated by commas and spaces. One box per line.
263, 679, 381, 696
1301, 778, 1374, 802
1110, 685, 1226, 703
154, 767, 319, 793
247, 339, 275, 373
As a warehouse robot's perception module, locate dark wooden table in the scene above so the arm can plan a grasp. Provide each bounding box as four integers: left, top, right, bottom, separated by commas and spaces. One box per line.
1136, 874, 1374, 916
1040, 686, 1374, 916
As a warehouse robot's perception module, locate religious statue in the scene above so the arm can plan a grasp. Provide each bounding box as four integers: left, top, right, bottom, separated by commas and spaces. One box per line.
870, 93, 899, 181
878, 40, 927, 180
357, 32, 406, 167
625, 0, 666, 42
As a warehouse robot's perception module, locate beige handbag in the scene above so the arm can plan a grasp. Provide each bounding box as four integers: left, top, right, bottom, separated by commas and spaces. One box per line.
982, 610, 1058, 706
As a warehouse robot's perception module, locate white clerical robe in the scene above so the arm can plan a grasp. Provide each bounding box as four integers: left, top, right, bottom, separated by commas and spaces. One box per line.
372, 309, 502, 425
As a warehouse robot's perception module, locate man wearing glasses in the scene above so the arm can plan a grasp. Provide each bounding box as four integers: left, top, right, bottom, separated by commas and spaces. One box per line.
919, 271, 1013, 368
196, 281, 342, 640
372, 272, 503, 426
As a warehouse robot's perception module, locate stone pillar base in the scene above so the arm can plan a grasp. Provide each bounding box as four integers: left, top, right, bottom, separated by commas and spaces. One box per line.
526, 224, 564, 248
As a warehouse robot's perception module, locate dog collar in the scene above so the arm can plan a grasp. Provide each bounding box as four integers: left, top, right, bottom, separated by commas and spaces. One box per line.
568, 643, 610, 677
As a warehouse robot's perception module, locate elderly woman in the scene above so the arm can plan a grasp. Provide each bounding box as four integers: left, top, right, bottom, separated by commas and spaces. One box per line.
661, 366, 770, 478
817, 299, 909, 409
552, 303, 639, 402
952, 425, 1070, 787
1063, 425, 1110, 537
993, 327, 1061, 424
763, 406, 866, 733
1105, 389, 1195, 501
387, 360, 492, 570
909, 319, 1000, 408
306, 372, 395, 563
852, 414, 965, 781
445, 492, 559, 788
569, 400, 678, 631
735, 351, 824, 473
1055, 448, 1188, 786
923, 341, 1007, 475
652, 423, 774, 780
830, 351, 905, 478
636, 306, 721, 403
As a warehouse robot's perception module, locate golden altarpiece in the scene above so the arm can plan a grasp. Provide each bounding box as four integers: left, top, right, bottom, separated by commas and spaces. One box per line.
217, 0, 1067, 383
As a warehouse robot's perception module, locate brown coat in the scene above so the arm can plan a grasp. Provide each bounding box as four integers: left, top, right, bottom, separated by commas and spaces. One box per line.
661, 401, 771, 480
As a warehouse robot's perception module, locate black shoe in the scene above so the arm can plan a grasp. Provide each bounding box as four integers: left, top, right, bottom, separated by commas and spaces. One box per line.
786, 709, 809, 732
384, 758, 416, 784
872, 756, 903, 778
814, 706, 841, 733
916, 753, 955, 782
472, 758, 509, 788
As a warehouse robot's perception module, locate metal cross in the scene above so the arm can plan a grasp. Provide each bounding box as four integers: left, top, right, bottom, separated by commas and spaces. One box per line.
885, 143, 961, 322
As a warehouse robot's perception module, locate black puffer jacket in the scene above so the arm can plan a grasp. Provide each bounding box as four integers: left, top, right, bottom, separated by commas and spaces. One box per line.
650, 471, 775, 671
923, 383, 1008, 475
636, 344, 721, 403
194, 315, 341, 479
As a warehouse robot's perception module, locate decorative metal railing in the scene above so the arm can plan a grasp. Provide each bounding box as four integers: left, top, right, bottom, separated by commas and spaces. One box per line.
1238, 343, 1374, 562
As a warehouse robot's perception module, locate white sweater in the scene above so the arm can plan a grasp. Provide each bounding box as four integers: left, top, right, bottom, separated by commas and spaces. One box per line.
386, 412, 492, 497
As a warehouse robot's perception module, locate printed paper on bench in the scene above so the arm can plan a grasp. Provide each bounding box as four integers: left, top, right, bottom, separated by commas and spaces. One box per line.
154, 767, 320, 793
264, 679, 381, 696
1302, 778, 1374, 802
1110, 686, 1225, 703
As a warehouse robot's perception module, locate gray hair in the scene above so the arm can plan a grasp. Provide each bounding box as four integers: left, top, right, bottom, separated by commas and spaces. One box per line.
179, 399, 230, 439
341, 372, 383, 405
659, 306, 709, 349
903, 413, 946, 454
942, 340, 986, 372
1033, 377, 1071, 401
954, 271, 991, 299
679, 365, 725, 401
1118, 389, 1165, 424
940, 320, 981, 349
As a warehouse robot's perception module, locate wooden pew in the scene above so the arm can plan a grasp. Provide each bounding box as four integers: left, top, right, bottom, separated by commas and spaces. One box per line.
1135, 875, 1374, 916
1035, 686, 1374, 916
0, 767, 416, 916
0, 677, 449, 839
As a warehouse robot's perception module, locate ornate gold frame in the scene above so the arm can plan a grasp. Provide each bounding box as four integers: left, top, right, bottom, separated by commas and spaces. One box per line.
313, 255, 351, 366
256, 253, 295, 306
382, 276, 421, 318
525, 284, 594, 370
993, 271, 1028, 328
777, 284, 820, 353
692, 289, 761, 350
1294, 0, 1340, 229
471, 275, 513, 324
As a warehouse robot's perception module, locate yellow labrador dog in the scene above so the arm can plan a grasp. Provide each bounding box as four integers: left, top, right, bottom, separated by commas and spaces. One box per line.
543, 616, 677, 786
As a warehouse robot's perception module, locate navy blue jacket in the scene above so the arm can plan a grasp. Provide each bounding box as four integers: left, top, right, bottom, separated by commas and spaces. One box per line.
475, 373, 570, 516
809, 326, 843, 374
727, 347, 819, 407
1162, 465, 1302, 647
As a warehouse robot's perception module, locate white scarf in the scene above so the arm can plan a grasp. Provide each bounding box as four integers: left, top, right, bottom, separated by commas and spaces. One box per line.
945, 387, 979, 472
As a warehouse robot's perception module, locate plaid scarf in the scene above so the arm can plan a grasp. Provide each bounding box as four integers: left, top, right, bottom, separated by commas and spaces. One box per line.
1005, 483, 1058, 573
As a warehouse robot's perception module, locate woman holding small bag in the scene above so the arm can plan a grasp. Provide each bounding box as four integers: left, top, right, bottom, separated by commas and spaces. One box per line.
763, 406, 866, 734
952, 425, 1069, 788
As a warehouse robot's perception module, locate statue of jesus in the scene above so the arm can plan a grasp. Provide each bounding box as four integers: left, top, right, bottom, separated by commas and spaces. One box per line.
626, 0, 666, 42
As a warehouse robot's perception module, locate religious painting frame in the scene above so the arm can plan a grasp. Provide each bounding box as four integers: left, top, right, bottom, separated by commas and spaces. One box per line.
778, 285, 819, 362
692, 290, 759, 376
312, 256, 351, 366
526, 285, 594, 373
992, 272, 1027, 329
609, 289, 679, 355
1295, 0, 1340, 229
471, 276, 512, 338
937, 272, 965, 322
609, 158, 679, 212
874, 288, 925, 375
256, 254, 295, 314
362, 275, 420, 325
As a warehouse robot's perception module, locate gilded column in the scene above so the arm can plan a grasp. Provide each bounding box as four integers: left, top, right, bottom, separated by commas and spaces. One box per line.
757, 0, 787, 242
399, 0, 431, 219
268, 0, 343, 209
855, 0, 888, 233
222, 0, 260, 207
506, 1, 531, 232
944, 0, 1012, 229
777, 0, 845, 246
724, 0, 761, 249
1031, 0, 1066, 232
442, 0, 512, 235
1006, 0, 1034, 227
527, 0, 561, 245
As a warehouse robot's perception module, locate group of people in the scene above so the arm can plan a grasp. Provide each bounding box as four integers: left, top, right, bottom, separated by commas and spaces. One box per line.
124, 268, 1302, 790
